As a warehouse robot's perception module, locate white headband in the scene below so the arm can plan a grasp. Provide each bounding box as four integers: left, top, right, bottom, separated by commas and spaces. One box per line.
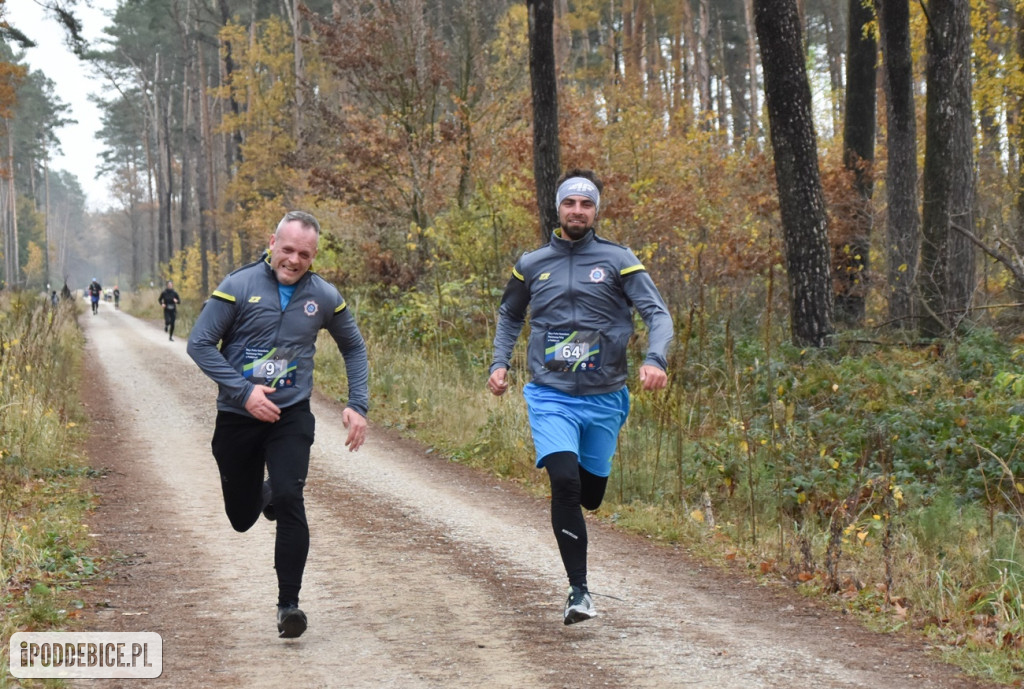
555, 177, 600, 211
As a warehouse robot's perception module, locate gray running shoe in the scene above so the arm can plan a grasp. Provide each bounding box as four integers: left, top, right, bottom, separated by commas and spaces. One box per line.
277, 605, 307, 638
563, 585, 597, 625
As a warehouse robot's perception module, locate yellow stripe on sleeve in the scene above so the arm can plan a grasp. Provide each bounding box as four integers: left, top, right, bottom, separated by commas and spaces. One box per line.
212, 290, 236, 303
334, 301, 348, 313
620, 263, 646, 276
512, 267, 524, 282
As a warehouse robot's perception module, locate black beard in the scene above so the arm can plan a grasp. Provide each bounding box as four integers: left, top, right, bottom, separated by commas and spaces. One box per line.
560, 224, 592, 241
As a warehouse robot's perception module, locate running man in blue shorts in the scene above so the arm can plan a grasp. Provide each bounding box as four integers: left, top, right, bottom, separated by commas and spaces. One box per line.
488, 169, 674, 624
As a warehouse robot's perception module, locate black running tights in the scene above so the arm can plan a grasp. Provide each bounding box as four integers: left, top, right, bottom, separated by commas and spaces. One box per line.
211, 401, 314, 607
543, 451, 609, 589
164, 309, 177, 339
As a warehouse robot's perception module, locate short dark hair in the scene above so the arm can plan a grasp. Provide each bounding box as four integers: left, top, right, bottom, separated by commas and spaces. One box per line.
556, 168, 603, 195
277, 211, 321, 235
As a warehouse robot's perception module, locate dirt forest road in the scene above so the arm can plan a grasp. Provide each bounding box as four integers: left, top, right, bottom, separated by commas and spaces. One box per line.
69, 301, 1001, 689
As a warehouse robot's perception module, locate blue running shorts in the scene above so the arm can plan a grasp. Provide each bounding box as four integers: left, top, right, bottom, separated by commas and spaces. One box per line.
522, 382, 630, 478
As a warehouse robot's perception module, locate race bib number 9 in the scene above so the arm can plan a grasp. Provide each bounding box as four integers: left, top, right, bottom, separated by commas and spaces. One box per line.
544, 330, 602, 372
243, 346, 297, 387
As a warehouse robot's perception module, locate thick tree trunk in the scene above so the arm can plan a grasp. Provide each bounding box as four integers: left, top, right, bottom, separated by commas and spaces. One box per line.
835, 0, 877, 326
877, 0, 919, 330
919, 0, 975, 338
527, 0, 561, 243
754, 0, 835, 347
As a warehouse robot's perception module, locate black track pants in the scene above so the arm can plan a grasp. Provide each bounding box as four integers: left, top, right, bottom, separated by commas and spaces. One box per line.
211, 401, 314, 607
164, 309, 177, 338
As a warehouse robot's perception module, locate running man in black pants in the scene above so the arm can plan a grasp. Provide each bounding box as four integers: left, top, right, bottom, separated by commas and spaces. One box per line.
159, 280, 181, 341
187, 211, 369, 639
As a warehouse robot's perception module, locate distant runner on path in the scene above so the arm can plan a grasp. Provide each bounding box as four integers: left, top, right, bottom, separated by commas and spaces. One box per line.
88, 278, 102, 315
159, 280, 181, 341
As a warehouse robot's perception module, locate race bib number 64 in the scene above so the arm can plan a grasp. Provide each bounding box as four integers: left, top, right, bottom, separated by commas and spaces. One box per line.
544, 330, 602, 372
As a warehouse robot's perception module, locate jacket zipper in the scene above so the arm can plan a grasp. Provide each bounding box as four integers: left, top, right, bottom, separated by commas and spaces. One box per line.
567, 244, 580, 396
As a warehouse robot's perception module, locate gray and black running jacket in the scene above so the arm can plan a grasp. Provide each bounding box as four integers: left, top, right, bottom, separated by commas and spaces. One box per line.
490, 229, 673, 397
187, 255, 369, 418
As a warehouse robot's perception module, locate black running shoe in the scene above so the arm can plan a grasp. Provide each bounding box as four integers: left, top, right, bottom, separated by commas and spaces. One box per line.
277, 605, 307, 638
261, 480, 276, 521
563, 585, 597, 625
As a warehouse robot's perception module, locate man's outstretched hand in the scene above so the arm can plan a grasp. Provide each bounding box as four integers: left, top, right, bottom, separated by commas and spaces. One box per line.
638, 365, 667, 391
343, 408, 367, 451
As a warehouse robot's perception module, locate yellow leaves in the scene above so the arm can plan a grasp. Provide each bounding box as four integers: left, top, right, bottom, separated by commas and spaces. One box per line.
690, 509, 704, 523
1016, 482, 1024, 495
891, 485, 904, 503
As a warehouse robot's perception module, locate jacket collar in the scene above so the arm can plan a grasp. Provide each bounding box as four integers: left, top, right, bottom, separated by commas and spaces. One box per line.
550, 228, 596, 252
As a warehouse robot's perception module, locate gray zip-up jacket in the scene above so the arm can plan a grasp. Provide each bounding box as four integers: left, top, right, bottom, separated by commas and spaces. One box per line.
490, 229, 673, 396
187, 255, 369, 417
